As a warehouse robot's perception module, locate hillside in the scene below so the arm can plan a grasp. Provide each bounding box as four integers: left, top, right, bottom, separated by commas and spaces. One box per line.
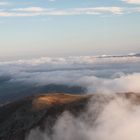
0, 94, 91, 140
0, 93, 140, 140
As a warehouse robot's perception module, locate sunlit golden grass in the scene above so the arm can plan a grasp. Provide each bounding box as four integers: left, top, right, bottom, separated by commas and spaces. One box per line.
32, 93, 90, 110
32, 92, 140, 110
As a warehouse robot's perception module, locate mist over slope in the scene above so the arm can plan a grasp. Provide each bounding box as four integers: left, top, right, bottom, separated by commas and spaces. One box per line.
1, 54, 140, 140
0, 54, 140, 103
1, 93, 140, 140
27, 93, 140, 140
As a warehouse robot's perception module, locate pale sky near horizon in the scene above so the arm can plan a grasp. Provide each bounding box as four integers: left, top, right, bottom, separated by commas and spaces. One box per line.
0, 0, 140, 60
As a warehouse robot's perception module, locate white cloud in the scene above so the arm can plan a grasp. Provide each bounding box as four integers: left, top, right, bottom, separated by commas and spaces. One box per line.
0, 6, 124, 17
0, 11, 41, 17
1, 55, 140, 94
13, 7, 46, 12
0, 12, 13, 17
1, 6, 140, 17
122, 0, 140, 4
79, 73, 140, 94
1, 54, 140, 104
0, 2, 140, 17
74, 7, 123, 15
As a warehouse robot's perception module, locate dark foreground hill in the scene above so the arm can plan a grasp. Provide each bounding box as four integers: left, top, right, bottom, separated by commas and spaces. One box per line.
0, 94, 91, 140
0, 93, 140, 140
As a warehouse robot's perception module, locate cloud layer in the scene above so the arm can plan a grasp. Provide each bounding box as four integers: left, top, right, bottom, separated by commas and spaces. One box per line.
1, 0, 140, 17
0, 54, 140, 103
0, 6, 123, 17
0, 6, 140, 17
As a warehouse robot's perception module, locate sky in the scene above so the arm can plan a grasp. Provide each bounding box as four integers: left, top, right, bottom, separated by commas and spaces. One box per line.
0, 0, 140, 60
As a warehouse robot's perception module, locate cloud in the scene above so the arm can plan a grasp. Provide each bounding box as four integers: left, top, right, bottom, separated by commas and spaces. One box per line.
0, 6, 124, 17
2, 6, 140, 17
1, 6, 140, 17
122, 0, 140, 4
79, 73, 140, 94
0, 11, 41, 17
1, 1, 140, 17
1, 55, 140, 140
13, 7, 47, 12
26, 94, 140, 140
0, 54, 140, 103
74, 7, 123, 15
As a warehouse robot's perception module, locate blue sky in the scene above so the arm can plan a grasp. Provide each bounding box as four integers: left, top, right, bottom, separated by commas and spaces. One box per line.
0, 0, 140, 60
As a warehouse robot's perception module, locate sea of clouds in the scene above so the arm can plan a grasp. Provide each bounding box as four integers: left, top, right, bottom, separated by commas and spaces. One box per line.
1, 54, 140, 140
0, 54, 140, 103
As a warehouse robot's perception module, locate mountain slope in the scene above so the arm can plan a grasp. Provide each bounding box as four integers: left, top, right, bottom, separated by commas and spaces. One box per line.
0, 94, 90, 140
0, 92, 140, 140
